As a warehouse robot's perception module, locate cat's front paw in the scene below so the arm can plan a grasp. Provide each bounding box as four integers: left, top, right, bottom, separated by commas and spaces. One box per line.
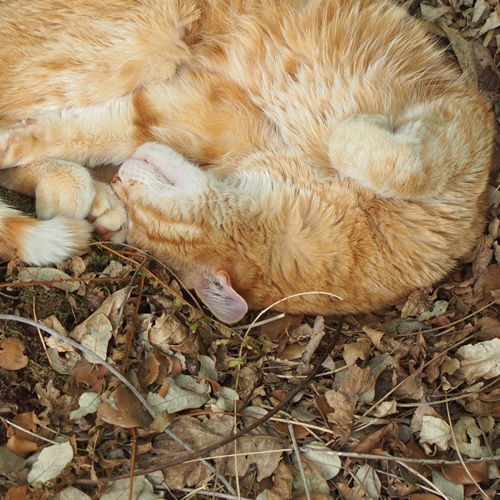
88, 181, 128, 243
35, 160, 96, 220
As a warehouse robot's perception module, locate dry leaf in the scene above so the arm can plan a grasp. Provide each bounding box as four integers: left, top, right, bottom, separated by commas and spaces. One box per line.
142, 415, 284, 489
97, 386, 148, 429
343, 339, 371, 366
455, 339, 500, 383
352, 422, 397, 454
27, 440, 74, 485
450, 417, 487, 458
355, 464, 381, 500
71, 288, 128, 342
0, 446, 26, 474
0, 337, 28, 371
79, 313, 113, 363
258, 462, 293, 500
419, 416, 451, 452
147, 375, 210, 415
301, 442, 341, 480
70, 392, 102, 420
479, 8, 500, 35
439, 23, 478, 86
42, 316, 74, 352
431, 471, 464, 500
410, 405, 442, 433
18, 267, 80, 292
420, 0, 452, 22
52, 487, 92, 500
441, 461, 489, 485
100, 477, 158, 500
293, 458, 330, 495
337, 484, 366, 500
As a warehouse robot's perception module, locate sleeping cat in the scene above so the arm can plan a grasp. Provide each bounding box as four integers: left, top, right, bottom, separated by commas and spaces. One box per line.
0, 0, 494, 323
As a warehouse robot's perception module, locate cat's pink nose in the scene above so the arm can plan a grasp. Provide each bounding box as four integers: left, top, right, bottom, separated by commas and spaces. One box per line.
112, 174, 122, 184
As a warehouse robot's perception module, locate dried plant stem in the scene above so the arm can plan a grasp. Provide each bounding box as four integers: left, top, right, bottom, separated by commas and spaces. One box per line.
299, 447, 500, 465
0, 417, 59, 445
177, 488, 253, 500
113, 256, 149, 338
289, 423, 311, 500
397, 462, 451, 500
232, 313, 285, 331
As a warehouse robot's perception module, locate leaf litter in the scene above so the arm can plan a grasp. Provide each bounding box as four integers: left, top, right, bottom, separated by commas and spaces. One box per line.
1, 2, 500, 499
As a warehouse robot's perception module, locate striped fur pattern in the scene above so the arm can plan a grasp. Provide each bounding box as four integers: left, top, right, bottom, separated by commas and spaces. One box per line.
0, 0, 494, 321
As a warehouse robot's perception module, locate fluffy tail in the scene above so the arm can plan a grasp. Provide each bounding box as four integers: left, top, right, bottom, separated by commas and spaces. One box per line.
0, 202, 92, 265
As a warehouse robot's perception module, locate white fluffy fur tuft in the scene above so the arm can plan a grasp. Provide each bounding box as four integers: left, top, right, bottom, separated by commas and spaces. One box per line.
21, 217, 92, 265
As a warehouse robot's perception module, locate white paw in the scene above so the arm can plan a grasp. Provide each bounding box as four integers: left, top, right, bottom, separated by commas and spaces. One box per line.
88, 181, 128, 242
35, 160, 96, 220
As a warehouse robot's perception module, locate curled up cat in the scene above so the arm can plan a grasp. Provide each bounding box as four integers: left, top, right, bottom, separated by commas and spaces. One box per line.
0, 0, 494, 323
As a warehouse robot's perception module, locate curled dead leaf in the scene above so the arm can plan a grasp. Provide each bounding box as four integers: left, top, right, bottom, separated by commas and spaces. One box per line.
0, 337, 29, 371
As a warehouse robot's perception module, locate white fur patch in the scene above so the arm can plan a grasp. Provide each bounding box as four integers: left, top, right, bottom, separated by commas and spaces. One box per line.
123, 143, 207, 193
21, 217, 92, 265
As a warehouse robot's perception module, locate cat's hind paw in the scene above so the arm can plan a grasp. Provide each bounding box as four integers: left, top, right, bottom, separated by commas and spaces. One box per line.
328, 114, 435, 200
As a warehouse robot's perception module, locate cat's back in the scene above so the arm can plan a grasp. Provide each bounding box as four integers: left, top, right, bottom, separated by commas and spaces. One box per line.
191, 0, 485, 166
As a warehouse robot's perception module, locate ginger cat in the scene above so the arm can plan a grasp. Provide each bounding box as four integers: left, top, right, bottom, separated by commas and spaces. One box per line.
0, 0, 494, 323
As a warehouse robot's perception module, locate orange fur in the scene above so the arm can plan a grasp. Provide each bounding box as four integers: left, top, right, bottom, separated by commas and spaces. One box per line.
0, 0, 494, 321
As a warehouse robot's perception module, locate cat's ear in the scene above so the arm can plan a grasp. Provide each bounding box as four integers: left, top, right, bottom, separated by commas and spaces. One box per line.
192, 270, 248, 324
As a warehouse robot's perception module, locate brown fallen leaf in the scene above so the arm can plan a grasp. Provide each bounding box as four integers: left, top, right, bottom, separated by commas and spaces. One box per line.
351, 422, 398, 454
0, 337, 29, 371
6, 433, 38, 459
441, 461, 489, 485
343, 338, 371, 366
97, 386, 151, 429
140, 415, 284, 489
5, 485, 29, 500
337, 483, 366, 500
71, 358, 109, 392
262, 461, 293, 500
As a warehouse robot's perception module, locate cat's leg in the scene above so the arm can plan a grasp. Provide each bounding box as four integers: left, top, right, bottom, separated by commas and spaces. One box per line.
0, 199, 92, 265
328, 104, 492, 200
0, 95, 145, 169
0, 160, 128, 242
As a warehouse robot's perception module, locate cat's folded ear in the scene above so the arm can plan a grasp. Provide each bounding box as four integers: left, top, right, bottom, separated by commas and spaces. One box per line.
192, 270, 248, 324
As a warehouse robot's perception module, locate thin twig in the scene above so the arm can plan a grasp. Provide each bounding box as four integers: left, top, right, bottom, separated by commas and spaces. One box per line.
289, 423, 311, 500
176, 488, 253, 500
113, 257, 150, 337
298, 447, 500, 465
232, 313, 286, 331
0, 417, 59, 445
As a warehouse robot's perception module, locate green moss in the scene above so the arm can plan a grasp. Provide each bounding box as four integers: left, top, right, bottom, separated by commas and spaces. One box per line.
85, 248, 114, 273
0, 187, 35, 214
17, 285, 89, 330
